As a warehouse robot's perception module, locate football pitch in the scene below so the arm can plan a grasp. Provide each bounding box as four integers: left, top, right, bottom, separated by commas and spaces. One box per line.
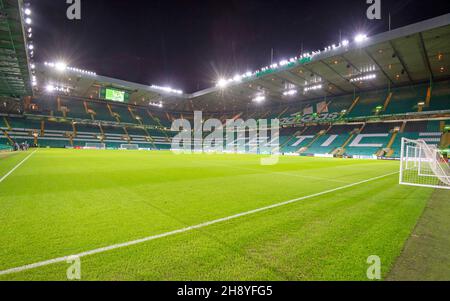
0, 149, 436, 280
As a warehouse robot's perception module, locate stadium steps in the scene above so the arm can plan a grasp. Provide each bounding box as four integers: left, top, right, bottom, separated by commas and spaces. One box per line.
378, 130, 399, 157
439, 121, 447, 132
57, 97, 68, 118
147, 110, 171, 141
40, 120, 45, 137
441, 132, 450, 149
400, 121, 407, 133
277, 107, 289, 118
1, 129, 15, 145
333, 127, 361, 156
68, 134, 74, 147
299, 124, 333, 153
123, 127, 132, 143
346, 96, 360, 115
129, 107, 144, 125
2, 117, 12, 130
98, 124, 105, 142
381, 92, 393, 114
299, 130, 326, 153
425, 86, 432, 107
128, 107, 140, 124
165, 112, 174, 123
142, 128, 157, 149
280, 128, 306, 150
72, 122, 77, 136
418, 86, 431, 112
229, 112, 242, 120
83, 101, 90, 115
107, 103, 121, 122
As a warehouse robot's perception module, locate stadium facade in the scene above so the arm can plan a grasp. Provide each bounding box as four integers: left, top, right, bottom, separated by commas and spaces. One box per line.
0, 1, 449, 159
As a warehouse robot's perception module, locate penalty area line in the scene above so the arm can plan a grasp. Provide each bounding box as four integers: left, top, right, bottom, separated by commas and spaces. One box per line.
0, 170, 399, 277
0, 150, 37, 184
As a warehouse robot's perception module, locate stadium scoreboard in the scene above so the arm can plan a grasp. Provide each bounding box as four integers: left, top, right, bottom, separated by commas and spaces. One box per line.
100, 87, 130, 103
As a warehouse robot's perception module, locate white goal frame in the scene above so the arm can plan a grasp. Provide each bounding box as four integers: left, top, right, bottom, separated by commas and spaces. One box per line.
120, 144, 139, 150
399, 138, 450, 190
84, 143, 106, 150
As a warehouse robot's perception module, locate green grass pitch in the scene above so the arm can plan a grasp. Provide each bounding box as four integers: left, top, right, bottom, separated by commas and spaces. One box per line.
0, 149, 435, 280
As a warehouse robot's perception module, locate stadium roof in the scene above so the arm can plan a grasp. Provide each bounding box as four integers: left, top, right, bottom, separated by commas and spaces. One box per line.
32, 13, 450, 111
0, 0, 33, 98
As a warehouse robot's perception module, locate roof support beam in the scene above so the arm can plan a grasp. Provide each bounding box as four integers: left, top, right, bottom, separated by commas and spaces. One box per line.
281, 70, 327, 98
319, 60, 361, 91
389, 41, 413, 83
301, 65, 349, 95
418, 32, 434, 81
363, 49, 395, 86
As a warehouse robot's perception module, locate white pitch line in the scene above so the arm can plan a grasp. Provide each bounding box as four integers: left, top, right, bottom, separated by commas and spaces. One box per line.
0, 170, 399, 276
0, 150, 37, 184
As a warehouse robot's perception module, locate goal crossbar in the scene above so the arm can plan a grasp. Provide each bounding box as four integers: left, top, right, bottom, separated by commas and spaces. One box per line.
400, 138, 450, 189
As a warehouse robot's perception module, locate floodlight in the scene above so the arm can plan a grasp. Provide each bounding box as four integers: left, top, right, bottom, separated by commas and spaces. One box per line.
45, 84, 55, 92
252, 95, 266, 103
342, 39, 349, 46
354, 34, 368, 43
217, 78, 228, 88
25, 17, 32, 24
283, 89, 298, 96
24, 8, 31, 15
55, 62, 67, 72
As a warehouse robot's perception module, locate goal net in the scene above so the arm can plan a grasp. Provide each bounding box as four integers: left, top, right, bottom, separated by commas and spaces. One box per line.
84, 143, 106, 150
400, 138, 450, 189
120, 144, 139, 150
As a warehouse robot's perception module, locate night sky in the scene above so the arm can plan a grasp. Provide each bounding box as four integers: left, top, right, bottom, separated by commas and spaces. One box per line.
32, 0, 450, 93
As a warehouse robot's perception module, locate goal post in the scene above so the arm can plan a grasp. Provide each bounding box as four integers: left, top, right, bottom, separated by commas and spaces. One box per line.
120, 144, 139, 150
400, 138, 450, 189
84, 142, 106, 150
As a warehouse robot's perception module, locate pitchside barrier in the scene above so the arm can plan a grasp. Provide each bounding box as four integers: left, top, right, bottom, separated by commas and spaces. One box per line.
400, 138, 450, 189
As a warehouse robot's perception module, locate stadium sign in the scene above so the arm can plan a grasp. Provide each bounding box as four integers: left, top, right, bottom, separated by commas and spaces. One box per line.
280, 112, 341, 125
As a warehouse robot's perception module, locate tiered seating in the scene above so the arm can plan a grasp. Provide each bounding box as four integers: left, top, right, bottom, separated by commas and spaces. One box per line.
109, 105, 136, 124
0, 142, 11, 150
135, 108, 158, 126
384, 85, 427, 115
389, 120, 446, 158
345, 134, 391, 156
427, 81, 450, 111
29, 98, 61, 116
150, 111, 172, 127
303, 124, 329, 135
1, 117, 9, 129
327, 95, 354, 114
281, 128, 314, 153
279, 127, 302, 153
61, 98, 89, 119
87, 101, 116, 122
305, 134, 349, 154
303, 124, 360, 155
45, 120, 73, 132
348, 90, 387, 117
363, 122, 402, 133
9, 118, 41, 130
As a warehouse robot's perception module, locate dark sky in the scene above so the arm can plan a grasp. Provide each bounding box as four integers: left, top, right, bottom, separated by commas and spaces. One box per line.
32, 0, 450, 93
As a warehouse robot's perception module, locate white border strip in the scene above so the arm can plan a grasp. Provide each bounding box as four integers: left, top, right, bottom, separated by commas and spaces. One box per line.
0, 170, 399, 276
0, 150, 37, 184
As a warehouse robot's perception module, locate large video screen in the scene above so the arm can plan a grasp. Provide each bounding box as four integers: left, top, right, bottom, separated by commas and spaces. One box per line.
105, 88, 126, 102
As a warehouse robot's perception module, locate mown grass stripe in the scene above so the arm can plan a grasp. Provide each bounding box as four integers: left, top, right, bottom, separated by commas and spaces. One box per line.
0, 170, 399, 276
